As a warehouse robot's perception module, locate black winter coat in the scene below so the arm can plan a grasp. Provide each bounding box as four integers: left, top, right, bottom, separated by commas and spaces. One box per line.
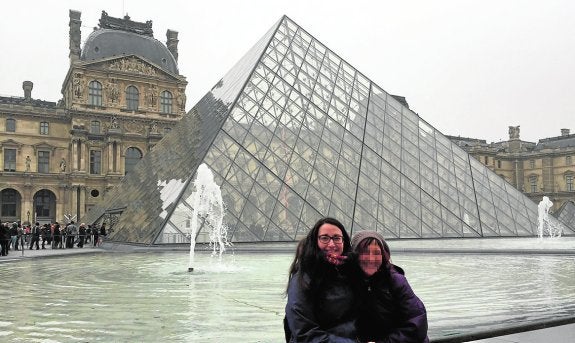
285, 259, 358, 342
356, 265, 429, 343
1, 224, 11, 240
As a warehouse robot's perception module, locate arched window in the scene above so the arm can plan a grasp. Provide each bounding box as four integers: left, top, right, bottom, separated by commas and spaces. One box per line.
34, 189, 56, 219
6, 118, 16, 132
160, 90, 173, 114
126, 86, 139, 110
88, 80, 103, 106
124, 147, 143, 175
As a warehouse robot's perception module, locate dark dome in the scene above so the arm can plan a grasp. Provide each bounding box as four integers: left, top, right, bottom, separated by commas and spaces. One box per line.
81, 29, 178, 74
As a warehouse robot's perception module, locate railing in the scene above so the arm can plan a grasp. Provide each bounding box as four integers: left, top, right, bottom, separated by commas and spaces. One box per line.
430, 315, 575, 343
155, 232, 212, 244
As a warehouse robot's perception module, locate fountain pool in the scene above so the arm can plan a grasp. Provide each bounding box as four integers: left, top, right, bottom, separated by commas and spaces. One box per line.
1, 250, 574, 342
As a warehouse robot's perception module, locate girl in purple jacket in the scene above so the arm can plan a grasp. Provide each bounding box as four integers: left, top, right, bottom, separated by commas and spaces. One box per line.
351, 231, 429, 343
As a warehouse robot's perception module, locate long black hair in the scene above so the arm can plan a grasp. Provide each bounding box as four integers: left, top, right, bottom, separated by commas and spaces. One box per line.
286, 217, 352, 293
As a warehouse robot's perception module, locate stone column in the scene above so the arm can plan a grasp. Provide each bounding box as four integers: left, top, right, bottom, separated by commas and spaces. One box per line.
117, 143, 123, 174
71, 139, 78, 171
57, 185, 67, 223
107, 142, 114, 173
22, 183, 33, 225
79, 186, 87, 220
79, 139, 87, 172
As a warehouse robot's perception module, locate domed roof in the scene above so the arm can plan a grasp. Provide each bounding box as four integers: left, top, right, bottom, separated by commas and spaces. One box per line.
81, 29, 178, 74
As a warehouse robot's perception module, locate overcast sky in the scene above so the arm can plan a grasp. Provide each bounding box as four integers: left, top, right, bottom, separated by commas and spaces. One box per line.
1, 0, 574, 143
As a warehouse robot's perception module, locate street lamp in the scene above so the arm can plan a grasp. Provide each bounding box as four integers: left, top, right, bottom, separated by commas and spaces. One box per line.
27, 210, 30, 223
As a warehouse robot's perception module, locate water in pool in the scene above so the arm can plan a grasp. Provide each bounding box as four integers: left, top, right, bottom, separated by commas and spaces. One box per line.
1, 251, 574, 342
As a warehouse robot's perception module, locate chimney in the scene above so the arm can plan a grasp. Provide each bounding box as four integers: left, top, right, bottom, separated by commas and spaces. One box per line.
166, 29, 179, 62
69, 10, 82, 63
561, 128, 570, 136
22, 81, 33, 101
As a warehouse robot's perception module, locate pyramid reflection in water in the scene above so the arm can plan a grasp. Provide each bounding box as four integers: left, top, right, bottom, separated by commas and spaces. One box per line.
83, 16, 574, 245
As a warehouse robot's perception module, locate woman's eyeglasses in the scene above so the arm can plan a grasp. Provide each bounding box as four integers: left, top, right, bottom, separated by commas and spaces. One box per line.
318, 235, 343, 244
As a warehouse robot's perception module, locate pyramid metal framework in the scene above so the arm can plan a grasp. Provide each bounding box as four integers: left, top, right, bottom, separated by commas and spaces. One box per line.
84, 16, 574, 244
556, 201, 575, 230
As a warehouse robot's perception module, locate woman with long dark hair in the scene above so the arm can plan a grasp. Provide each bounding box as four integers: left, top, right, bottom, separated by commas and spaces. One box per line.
284, 217, 358, 342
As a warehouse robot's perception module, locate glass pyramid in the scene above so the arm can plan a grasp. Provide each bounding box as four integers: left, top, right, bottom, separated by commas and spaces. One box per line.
556, 201, 575, 230
83, 16, 574, 245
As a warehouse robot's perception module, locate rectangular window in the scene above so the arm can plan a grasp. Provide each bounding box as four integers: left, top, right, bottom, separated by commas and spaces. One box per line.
529, 176, 537, 193
1, 204, 16, 217
91, 121, 101, 134
484, 156, 488, 165
160, 90, 173, 114
567, 175, 574, 191
567, 156, 572, 165
37, 151, 50, 173
529, 159, 535, 169
497, 160, 501, 168
6, 118, 16, 132
1, 189, 17, 217
40, 121, 49, 135
3, 148, 16, 171
90, 150, 101, 174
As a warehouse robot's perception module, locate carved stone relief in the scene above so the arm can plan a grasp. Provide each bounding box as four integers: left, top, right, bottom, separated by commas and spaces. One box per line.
124, 120, 145, 134
73, 73, 85, 98
108, 57, 157, 76
149, 121, 160, 134
176, 89, 186, 111
145, 84, 158, 108
106, 78, 120, 104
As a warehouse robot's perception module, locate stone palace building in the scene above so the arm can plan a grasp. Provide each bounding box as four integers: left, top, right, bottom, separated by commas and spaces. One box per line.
0, 10, 187, 224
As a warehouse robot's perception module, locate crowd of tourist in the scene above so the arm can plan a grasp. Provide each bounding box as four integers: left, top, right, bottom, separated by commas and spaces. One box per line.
0, 220, 107, 256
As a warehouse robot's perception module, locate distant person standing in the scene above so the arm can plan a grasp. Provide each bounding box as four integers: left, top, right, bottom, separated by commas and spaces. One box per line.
66, 221, 77, 248
0, 222, 10, 256
30, 222, 41, 250
52, 222, 61, 249
77, 223, 86, 248
99, 223, 107, 246
60, 224, 66, 248
9, 222, 18, 250
85, 225, 92, 244
92, 224, 99, 247
40, 224, 49, 249
24, 225, 31, 248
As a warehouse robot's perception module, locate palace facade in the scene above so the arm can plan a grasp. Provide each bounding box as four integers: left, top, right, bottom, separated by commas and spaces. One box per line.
0, 10, 187, 224
448, 126, 575, 212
